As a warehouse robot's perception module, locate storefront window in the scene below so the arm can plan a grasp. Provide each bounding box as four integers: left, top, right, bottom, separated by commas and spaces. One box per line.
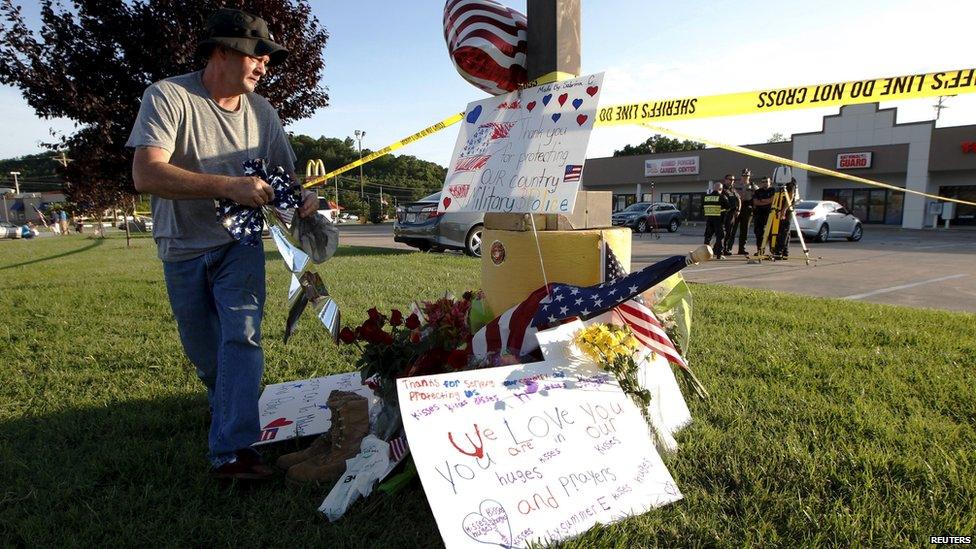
938, 186, 976, 225
613, 194, 636, 212
885, 191, 904, 225
824, 188, 903, 224
667, 192, 705, 221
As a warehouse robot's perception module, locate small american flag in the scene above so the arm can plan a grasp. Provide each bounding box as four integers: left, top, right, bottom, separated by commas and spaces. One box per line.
564, 164, 582, 183
470, 253, 690, 360
389, 434, 409, 462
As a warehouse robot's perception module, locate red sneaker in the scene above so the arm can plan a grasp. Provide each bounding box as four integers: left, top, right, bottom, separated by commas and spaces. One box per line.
211, 450, 275, 481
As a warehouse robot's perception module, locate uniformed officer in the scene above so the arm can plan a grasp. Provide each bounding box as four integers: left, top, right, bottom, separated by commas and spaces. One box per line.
721, 173, 741, 255
703, 181, 729, 259
731, 168, 755, 255
752, 176, 775, 255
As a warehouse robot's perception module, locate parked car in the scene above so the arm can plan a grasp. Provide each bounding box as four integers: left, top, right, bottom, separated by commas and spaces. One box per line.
117, 215, 153, 232
0, 220, 21, 239
394, 192, 485, 256
611, 202, 684, 233
337, 212, 359, 223
793, 200, 863, 242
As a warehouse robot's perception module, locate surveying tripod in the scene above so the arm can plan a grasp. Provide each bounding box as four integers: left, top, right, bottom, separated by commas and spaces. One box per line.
753, 184, 812, 265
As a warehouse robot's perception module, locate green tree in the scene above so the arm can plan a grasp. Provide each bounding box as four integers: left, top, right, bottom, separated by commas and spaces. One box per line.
767, 132, 787, 143
613, 134, 706, 157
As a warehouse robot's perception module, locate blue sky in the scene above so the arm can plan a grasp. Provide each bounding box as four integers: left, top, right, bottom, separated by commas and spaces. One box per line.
1, 0, 974, 166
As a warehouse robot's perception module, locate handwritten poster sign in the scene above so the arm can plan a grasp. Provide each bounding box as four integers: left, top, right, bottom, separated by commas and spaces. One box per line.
255, 372, 379, 446
398, 359, 682, 548
439, 73, 605, 215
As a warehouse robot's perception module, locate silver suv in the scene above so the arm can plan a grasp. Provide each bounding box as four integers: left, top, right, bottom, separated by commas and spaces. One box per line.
394, 192, 485, 257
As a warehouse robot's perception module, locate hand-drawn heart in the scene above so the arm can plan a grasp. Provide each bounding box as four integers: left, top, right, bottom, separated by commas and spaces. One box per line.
552, 113, 561, 123
586, 85, 599, 96
576, 114, 588, 126
443, 196, 452, 209
526, 101, 536, 112
542, 93, 552, 106
466, 105, 483, 124
572, 98, 583, 110
462, 499, 513, 547
557, 93, 568, 106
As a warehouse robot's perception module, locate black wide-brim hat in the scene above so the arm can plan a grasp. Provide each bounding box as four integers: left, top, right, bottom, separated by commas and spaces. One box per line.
196, 8, 288, 66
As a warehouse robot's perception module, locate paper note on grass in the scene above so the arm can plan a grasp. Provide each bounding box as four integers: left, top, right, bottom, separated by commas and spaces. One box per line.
255, 372, 379, 445
398, 358, 681, 548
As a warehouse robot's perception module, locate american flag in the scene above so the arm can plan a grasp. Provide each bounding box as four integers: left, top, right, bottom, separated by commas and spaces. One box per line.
216, 159, 300, 246
388, 434, 409, 463
470, 251, 690, 360
455, 122, 515, 172
443, 0, 527, 95
564, 164, 582, 183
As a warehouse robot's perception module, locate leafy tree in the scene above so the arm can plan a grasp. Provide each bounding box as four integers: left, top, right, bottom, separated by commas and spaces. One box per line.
289, 134, 446, 213
767, 132, 787, 143
0, 0, 329, 218
613, 134, 705, 157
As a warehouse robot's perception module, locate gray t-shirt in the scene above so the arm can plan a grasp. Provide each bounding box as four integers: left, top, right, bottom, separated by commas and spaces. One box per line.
126, 70, 297, 261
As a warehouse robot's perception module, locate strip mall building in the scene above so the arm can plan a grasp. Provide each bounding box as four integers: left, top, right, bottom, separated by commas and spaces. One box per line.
581, 103, 976, 227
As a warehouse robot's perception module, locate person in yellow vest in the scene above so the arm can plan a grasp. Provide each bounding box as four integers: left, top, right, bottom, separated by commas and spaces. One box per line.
702, 181, 729, 259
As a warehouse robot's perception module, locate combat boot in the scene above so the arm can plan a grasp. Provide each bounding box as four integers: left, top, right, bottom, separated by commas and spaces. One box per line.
275, 391, 359, 470
285, 391, 371, 486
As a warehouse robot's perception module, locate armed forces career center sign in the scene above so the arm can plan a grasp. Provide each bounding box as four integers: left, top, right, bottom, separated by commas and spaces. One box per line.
439, 73, 605, 215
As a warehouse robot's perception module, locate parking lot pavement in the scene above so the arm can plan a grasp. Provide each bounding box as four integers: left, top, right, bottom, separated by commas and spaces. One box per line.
630, 226, 976, 313
338, 222, 976, 313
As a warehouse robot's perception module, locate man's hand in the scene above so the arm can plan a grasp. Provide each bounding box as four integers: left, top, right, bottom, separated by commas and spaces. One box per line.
223, 176, 274, 208
298, 190, 318, 218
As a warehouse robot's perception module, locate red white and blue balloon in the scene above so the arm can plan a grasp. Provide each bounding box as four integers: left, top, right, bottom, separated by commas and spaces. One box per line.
443, 0, 527, 95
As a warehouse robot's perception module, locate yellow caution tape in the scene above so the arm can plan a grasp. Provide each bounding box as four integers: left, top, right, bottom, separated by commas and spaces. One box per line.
641, 123, 976, 208
595, 68, 976, 126
303, 68, 976, 194
303, 112, 464, 189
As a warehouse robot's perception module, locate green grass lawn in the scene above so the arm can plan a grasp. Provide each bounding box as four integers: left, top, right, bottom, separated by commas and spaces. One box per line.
1, 234, 974, 547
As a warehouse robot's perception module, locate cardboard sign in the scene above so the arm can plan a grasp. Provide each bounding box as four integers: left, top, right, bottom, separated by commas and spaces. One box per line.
255, 372, 379, 445
398, 358, 682, 548
440, 73, 605, 215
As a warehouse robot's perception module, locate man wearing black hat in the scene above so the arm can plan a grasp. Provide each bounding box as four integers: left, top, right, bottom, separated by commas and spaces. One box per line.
127, 8, 317, 481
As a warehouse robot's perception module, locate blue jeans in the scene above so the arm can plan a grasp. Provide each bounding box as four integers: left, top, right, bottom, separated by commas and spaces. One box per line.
163, 242, 266, 467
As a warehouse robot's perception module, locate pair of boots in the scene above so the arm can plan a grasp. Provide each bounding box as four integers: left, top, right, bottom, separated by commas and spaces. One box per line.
277, 390, 370, 486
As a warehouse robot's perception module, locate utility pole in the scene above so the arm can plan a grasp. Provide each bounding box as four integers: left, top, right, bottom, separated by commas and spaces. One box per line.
933, 96, 953, 122
354, 130, 366, 197
9, 172, 20, 195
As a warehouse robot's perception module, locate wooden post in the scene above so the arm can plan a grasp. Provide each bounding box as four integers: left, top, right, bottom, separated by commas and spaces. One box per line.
525, 0, 581, 81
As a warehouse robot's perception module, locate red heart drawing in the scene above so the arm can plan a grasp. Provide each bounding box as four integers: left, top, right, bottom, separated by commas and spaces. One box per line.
526, 101, 536, 112
558, 93, 568, 106
576, 114, 588, 126
586, 86, 599, 96
443, 196, 452, 209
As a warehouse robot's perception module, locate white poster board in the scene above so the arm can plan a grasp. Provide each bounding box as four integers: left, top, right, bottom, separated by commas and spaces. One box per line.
439, 72, 605, 215
255, 372, 379, 446
398, 358, 682, 548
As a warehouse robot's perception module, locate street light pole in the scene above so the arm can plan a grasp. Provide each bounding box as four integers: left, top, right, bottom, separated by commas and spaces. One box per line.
354, 130, 365, 198
9, 171, 20, 195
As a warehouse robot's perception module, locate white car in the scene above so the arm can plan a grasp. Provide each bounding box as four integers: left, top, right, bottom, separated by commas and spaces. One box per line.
793, 200, 863, 242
